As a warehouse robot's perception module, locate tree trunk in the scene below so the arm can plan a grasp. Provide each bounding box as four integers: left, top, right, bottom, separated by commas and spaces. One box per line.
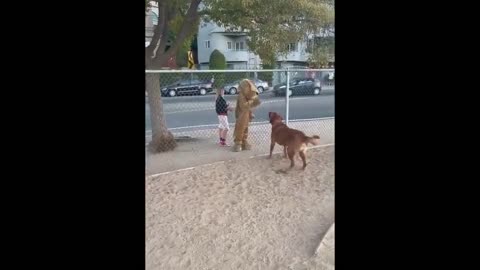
145, 0, 201, 153
146, 72, 177, 152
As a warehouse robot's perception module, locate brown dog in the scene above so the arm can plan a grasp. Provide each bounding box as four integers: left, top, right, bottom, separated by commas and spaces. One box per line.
268, 112, 320, 169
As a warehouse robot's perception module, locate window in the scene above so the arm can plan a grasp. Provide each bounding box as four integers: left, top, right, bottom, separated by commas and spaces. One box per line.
227, 41, 232, 50
205, 40, 210, 48
191, 79, 202, 84
235, 41, 244, 51
151, 12, 158, 26
306, 39, 314, 53
306, 36, 334, 53
328, 72, 334, 80
287, 43, 297, 52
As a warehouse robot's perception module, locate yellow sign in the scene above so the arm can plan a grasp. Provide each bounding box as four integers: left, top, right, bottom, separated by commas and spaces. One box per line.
187, 50, 195, 69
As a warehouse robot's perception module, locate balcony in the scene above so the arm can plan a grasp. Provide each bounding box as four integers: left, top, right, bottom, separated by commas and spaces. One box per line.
221, 50, 249, 62
277, 50, 309, 62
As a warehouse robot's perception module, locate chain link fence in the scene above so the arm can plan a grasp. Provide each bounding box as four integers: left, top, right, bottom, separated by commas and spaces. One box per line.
145, 69, 335, 174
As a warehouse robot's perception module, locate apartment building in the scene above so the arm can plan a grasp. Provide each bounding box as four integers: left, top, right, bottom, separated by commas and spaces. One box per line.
197, 21, 334, 69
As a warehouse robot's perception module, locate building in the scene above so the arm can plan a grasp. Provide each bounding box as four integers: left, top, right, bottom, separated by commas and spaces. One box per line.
197, 21, 334, 69
197, 21, 261, 70
197, 20, 334, 84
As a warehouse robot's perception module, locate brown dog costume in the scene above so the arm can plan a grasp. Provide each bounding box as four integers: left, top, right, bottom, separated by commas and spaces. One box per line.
232, 79, 261, 152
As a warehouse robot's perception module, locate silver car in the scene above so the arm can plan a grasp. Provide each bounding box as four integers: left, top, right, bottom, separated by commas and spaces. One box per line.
223, 79, 269, 95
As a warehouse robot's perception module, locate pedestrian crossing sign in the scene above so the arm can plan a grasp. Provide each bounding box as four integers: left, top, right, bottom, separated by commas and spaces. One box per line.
188, 50, 195, 69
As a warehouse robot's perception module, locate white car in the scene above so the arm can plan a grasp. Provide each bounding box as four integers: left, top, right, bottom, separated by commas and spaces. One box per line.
223, 79, 269, 95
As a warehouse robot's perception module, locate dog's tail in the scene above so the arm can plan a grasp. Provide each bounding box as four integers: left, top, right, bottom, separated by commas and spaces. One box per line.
304, 135, 321, 145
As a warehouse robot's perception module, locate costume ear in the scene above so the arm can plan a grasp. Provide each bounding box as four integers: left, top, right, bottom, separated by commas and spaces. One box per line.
239, 79, 249, 95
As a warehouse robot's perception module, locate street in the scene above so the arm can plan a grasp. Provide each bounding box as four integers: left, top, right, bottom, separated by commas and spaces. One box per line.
145, 89, 334, 133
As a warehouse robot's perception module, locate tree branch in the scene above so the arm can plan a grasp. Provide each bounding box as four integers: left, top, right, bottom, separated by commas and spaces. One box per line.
156, 13, 171, 59
161, 0, 202, 61
146, 0, 166, 58
155, 1, 180, 58
198, 10, 209, 17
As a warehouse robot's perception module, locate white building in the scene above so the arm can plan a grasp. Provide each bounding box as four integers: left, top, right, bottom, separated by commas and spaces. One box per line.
197, 21, 262, 70
197, 21, 333, 70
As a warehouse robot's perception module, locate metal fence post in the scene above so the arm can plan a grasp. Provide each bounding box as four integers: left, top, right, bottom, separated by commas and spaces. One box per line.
285, 67, 290, 125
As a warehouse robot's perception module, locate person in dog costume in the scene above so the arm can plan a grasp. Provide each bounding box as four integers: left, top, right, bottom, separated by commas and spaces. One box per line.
233, 79, 261, 152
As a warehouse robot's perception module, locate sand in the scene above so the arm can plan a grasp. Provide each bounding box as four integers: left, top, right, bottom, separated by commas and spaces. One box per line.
146, 146, 335, 270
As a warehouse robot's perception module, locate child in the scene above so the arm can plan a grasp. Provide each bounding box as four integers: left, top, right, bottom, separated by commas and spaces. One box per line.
215, 88, 233, 146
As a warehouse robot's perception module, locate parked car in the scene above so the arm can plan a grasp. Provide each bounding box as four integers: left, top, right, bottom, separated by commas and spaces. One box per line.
273, 78, 321, 96
223, 79, 269, 95
161, 79, 213, 97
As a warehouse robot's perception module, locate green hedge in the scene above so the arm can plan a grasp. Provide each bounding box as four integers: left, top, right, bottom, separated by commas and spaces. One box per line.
258, 64, 274, 85
209, 50, 226, 89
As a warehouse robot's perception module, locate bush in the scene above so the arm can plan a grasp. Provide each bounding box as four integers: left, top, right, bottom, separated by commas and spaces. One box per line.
258, 63, 274, 85
209, 50, 226, 89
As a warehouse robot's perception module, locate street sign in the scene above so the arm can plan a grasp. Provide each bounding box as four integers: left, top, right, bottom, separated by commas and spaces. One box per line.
187, 50, 195, 69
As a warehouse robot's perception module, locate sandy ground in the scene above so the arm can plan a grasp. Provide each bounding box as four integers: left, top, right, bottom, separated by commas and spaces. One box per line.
146, 146, 334, 270
307, 223, 335, 270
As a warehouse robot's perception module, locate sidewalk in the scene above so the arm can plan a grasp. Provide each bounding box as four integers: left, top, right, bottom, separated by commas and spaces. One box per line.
146, 118, 334, 175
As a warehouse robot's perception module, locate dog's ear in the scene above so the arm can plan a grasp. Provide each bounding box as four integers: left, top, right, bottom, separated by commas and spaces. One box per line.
268, 112, 274, 124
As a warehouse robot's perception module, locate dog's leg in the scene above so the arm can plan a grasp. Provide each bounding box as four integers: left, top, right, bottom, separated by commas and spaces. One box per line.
288, 148, 295, 169
269, 141, 275, 158
299, 150, 307, 170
